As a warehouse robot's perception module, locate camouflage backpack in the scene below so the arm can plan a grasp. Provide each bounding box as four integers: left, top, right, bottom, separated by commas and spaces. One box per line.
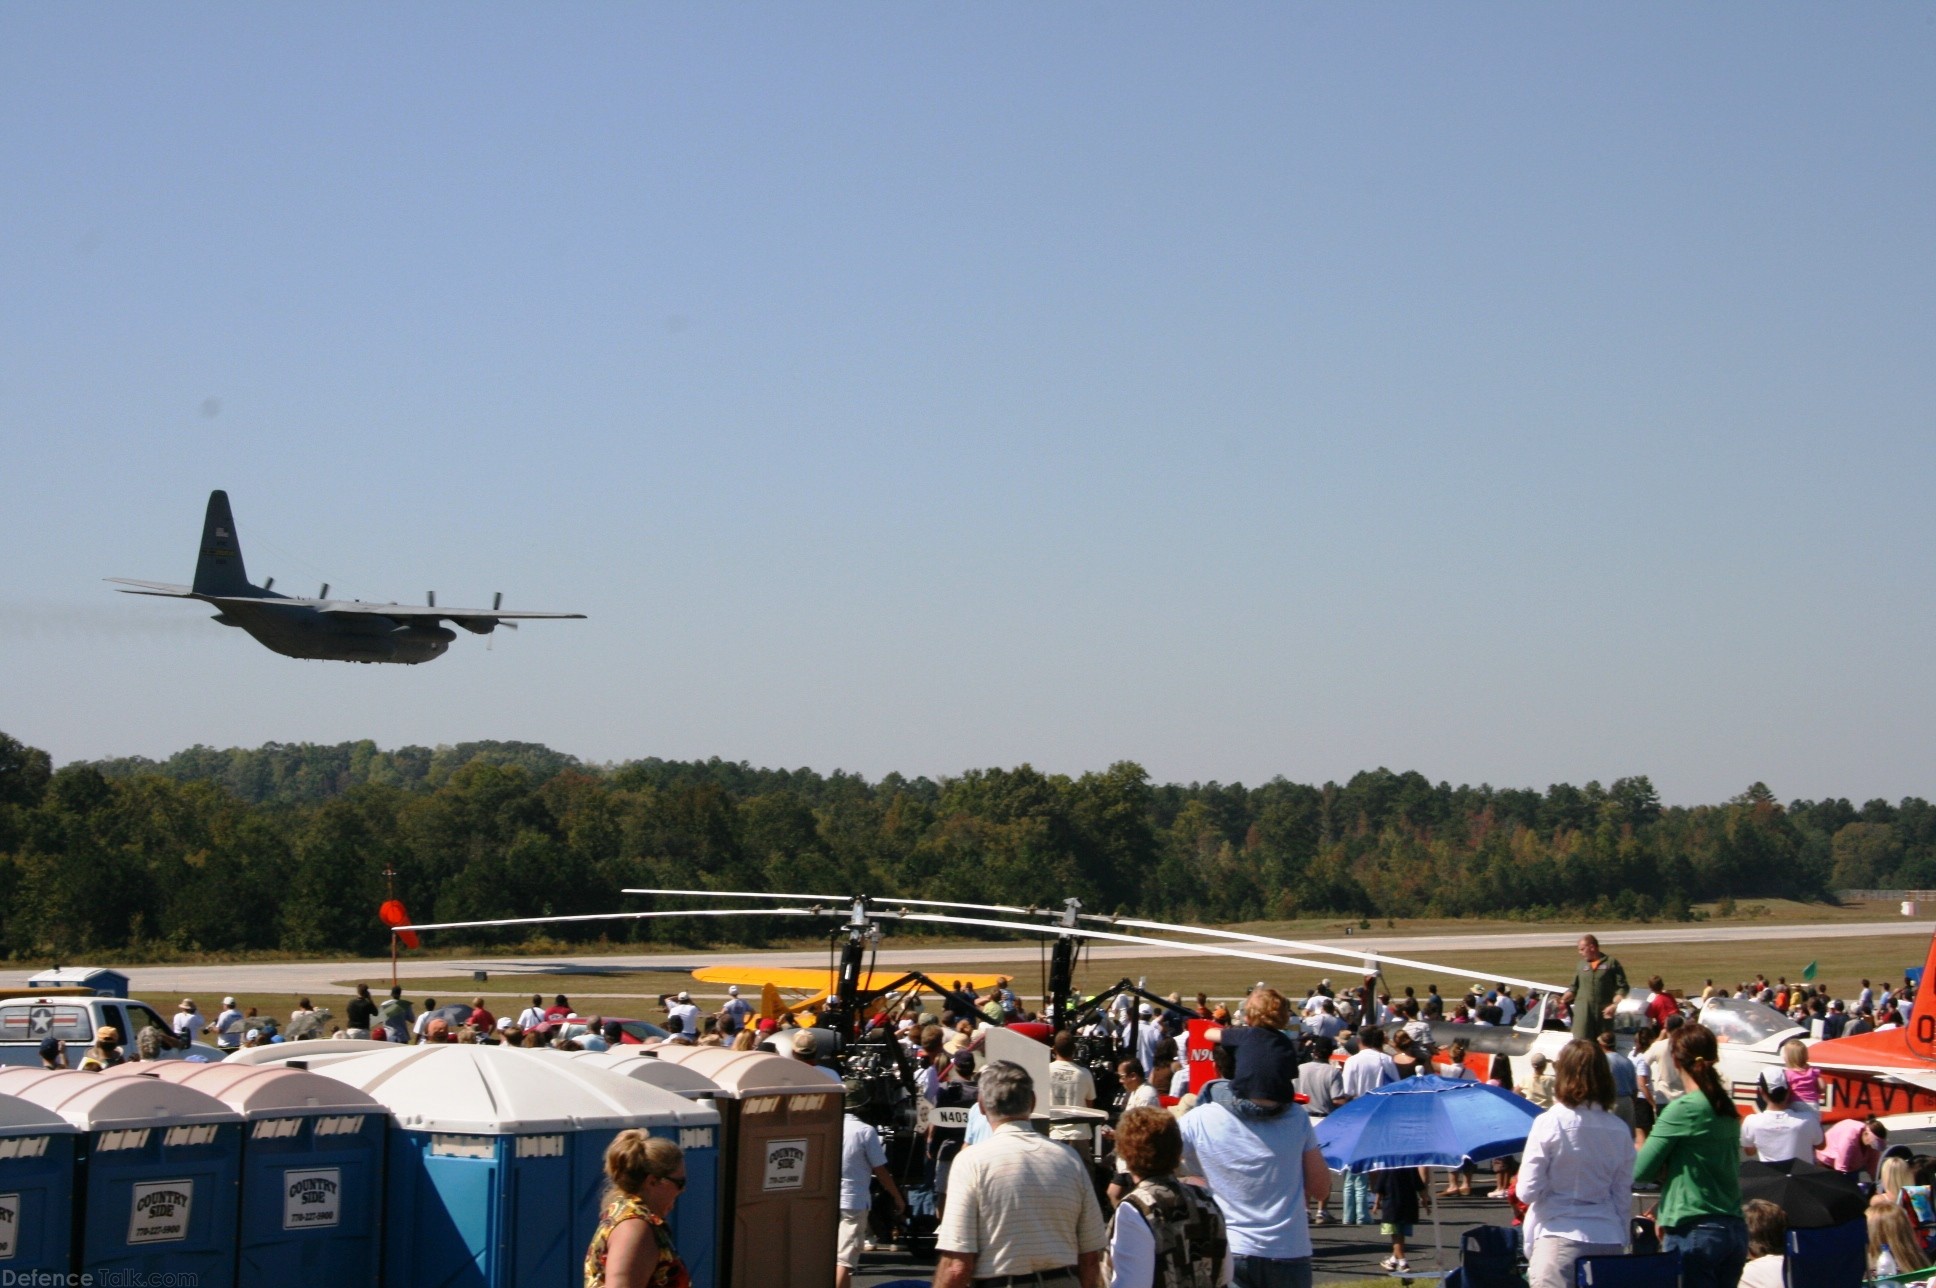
1107, 1176, 1227, 1288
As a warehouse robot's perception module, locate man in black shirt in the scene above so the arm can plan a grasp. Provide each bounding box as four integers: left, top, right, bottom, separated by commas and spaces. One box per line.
345, 983, 378, 1038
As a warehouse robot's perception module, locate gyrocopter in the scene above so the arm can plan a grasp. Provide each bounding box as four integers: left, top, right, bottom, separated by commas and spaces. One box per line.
390, 886, 1574, 1201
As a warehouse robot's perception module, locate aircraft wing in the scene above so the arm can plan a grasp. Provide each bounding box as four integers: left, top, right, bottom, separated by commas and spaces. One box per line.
106, 578, 196, 597
188, 594, 585, 621
304, 602, 586, 620
1882, 1069, 1936, 1094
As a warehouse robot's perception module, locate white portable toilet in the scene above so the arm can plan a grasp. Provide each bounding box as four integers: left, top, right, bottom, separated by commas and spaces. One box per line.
222, 1039, 397, 1070
311, 1044, 722, 1288
562, 1047, 720, 1099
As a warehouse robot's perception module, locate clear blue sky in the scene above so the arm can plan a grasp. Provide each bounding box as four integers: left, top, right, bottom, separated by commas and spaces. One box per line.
3, 7, 1930, 805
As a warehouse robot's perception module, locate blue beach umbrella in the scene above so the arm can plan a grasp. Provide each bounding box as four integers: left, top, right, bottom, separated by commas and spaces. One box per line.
1314, 1074, 1541, 1173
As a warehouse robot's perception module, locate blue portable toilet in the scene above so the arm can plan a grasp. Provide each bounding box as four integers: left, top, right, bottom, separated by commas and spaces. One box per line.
315, 1043, 721, 1288
554, 1047, 731, 1276
0, 1066, 242, 1285
103, 1059, 386, 1288
0, 1090, 80, 1273
24, 966, 130, 998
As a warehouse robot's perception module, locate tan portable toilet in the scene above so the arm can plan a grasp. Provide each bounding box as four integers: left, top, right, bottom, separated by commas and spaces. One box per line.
650, 1045, 844, 1288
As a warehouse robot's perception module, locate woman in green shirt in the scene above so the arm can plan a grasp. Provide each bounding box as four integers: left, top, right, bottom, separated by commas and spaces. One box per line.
1633, 1024, 1745, 1288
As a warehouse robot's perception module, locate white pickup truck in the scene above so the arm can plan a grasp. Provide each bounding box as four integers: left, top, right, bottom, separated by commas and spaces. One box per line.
0, 992, 226, 1066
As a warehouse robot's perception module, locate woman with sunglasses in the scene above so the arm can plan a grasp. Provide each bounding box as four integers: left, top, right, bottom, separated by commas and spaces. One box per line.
585, 1131, 690, 1288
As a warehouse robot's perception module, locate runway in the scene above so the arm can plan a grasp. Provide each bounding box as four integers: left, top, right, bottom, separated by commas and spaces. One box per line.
70, 918, 1936, 1002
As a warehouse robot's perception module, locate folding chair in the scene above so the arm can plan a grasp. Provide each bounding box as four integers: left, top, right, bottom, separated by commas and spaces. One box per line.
1783, 1215, 1867, 1288
1458, 1223, 1524, 1288
1574, 1250, 1681, 1286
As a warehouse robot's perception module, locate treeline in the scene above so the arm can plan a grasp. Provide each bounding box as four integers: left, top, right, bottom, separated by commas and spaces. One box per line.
2, 731, 1933, 960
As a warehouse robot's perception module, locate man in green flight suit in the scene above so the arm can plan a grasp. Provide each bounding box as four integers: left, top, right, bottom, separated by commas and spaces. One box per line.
1566, 933, 1628, 1041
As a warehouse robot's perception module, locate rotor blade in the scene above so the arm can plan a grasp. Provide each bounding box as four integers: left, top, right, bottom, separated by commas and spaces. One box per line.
878, 896, 1039, 915
1080, 914, 1567, 994
394, 906, 827, 934
619, 888, 1038, 915
624, 887, 845, 903
897, 911, 1415, 978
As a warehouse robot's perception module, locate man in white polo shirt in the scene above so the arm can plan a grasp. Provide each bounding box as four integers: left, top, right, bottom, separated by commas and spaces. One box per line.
934, 1060, 1106, 1287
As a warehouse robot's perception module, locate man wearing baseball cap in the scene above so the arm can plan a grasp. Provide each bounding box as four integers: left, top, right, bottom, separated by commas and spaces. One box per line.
721, 983, 753, 1036
668, 990, 702, 1038
215, 996, 244, 1050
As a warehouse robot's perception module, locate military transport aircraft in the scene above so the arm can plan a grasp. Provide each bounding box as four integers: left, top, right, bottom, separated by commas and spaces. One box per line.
110, 490, 585, 664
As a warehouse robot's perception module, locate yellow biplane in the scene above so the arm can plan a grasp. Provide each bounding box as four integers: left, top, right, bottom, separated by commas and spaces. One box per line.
689, 965, 1015, 1024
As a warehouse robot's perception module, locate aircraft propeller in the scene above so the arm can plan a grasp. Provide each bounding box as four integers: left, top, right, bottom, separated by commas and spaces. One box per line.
318, 583, 329, 600
486, 591, 518, 650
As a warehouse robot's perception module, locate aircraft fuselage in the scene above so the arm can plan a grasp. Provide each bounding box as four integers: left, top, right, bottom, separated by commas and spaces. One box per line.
214, 598, 456, 664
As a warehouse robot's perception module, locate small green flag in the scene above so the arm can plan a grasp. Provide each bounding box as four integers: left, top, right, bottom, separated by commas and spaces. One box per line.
1802, 961, 1818, 981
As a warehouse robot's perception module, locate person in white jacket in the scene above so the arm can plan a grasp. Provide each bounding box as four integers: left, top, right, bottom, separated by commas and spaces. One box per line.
1514, 1039, 1638, 1288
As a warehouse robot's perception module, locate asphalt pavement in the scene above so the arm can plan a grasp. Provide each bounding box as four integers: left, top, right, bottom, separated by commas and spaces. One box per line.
853, 1190, 1519, 1285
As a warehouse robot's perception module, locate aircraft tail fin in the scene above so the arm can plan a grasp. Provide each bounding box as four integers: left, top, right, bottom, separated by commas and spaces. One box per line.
191, 490, 254, 596
1909, 927, 1936, 1058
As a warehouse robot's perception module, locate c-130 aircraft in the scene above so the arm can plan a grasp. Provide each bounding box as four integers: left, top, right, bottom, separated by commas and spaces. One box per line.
109, 490, 585, 663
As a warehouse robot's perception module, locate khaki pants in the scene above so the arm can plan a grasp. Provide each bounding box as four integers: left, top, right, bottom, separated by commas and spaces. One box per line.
1528, 1235, 1626, 1288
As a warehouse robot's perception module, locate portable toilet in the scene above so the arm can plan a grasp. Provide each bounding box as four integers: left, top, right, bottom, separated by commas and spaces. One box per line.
24, 966, 130, 998
223, 1038, 397, 1070
0, 1090, 80, 1273
0, 1067, 242, 1285
564, 1047, 720, 1099
103, 1060, 386, 1288
647, 1045, 845, 1288
312, 1043, 722, 1288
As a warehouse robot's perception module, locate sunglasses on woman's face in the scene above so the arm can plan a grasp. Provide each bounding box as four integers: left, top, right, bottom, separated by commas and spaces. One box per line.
657, 1173, 687, 1191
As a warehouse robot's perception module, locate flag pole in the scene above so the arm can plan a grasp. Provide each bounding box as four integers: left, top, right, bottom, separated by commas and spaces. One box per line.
385, 863, 399, 990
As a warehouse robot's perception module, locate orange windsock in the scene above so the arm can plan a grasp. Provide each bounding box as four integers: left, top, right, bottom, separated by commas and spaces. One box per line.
379, 900, 421, 950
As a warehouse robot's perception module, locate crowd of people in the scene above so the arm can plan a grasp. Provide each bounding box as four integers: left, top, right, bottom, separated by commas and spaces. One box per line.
816, 934, 1936, 1288
50, 938, 1936, 1288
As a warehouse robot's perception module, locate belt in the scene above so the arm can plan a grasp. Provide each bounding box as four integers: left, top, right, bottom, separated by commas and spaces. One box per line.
974, 1271, 1080, 1286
